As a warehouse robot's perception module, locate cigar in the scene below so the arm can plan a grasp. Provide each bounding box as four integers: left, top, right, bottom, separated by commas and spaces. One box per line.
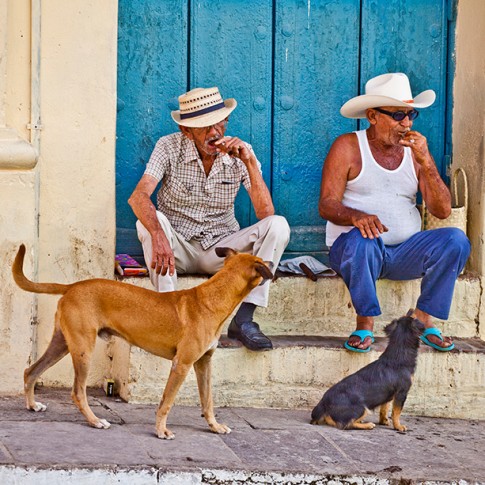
299, 263, 318, 281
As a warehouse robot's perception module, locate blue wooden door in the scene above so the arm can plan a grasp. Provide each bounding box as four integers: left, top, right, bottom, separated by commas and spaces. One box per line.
273, 0, 360, 254
116, 0, 454, 260
116, 0, 189, 255
189, 0, 273, 228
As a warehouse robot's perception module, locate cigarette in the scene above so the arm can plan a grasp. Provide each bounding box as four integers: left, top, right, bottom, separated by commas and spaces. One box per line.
115, 262, 124, 276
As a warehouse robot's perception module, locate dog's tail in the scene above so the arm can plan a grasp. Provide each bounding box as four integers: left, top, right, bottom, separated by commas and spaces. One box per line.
12, 245, 71, 295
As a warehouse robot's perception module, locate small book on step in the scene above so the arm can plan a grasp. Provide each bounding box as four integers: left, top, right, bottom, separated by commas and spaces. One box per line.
115, 254, 148, 276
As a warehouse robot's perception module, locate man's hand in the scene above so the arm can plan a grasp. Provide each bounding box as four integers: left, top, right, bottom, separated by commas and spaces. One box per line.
399, 130, 430, 165
214, 136, 274, 219
150, 230, 175, 276
214, 136, 251, 164
399, 130, 451, 219
351, 213, 388, 239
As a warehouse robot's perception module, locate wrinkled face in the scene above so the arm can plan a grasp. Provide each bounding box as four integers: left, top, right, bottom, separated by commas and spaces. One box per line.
368, 106, 417, 145
181, 118, 228, 157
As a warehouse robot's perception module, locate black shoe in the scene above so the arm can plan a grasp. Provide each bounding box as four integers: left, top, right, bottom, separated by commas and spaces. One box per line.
227, 318, 273, 351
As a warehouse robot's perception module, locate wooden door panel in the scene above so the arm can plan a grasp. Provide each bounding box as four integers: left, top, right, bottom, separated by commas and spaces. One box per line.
360, 0, 449, 177
116, 0, 188, 254
190, 0, 273, 227
273, 0, 360, 252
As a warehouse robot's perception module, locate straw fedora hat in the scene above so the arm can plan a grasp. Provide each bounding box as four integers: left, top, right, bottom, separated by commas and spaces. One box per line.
171, 87, 237, 128
340, 73, 436, 119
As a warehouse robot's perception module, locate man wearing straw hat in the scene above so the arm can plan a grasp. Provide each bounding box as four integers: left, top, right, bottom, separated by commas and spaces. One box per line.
129, 87, 290, 351
319, 73, 470, 353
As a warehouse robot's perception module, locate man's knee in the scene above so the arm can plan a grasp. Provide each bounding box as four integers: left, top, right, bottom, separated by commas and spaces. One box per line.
345, 229, 385, 259
437, 227, 471, 257
330, 229, 385, 276
265, 215, 291, 243
438, 228, 471, 269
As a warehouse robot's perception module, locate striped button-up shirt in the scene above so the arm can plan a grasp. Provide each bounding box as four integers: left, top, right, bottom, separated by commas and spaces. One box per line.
145, 132, 261, 249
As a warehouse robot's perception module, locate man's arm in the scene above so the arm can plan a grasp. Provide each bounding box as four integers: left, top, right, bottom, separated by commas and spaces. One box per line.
400, 130, 451, 219
128, 174, 175, 276
318, 134, 388, 239
244, 153, 274, 219
215, 137, 274, 219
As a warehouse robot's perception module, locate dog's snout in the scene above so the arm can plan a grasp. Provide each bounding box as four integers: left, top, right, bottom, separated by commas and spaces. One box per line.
256, 261, 274, 284
259, 277, 272, 286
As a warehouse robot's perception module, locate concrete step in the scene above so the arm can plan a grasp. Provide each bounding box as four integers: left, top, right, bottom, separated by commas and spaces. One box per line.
109, 334, 485, 420
111, 273, 485, 420
121, 273, 482, 338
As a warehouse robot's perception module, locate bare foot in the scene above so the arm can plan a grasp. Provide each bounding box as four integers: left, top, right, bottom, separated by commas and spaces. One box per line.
347, 316, 374, 351
425, 332, 453, 348
412, 309, 453, 349
347, 334, 374, 350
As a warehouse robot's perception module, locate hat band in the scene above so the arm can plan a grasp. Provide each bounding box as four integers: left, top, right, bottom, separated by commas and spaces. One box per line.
180, 101, 225, 120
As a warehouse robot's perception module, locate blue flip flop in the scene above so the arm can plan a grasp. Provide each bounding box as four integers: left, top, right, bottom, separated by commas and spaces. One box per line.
420, 327, 455, 351
344, 330, 375, 353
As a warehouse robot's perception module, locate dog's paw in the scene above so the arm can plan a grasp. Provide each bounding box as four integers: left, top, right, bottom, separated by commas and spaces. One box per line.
93, 419, 111, 429
395, 424, 407, 433
30, 401, 47, 412
157, 428, 175, 440
210, 423, 232, 435
379, 418, 390, 426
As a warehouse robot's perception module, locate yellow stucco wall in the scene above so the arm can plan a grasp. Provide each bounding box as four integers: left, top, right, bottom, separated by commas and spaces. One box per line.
35, 1, 118, 386
0, 0, 118, 392
453, 0, 485, 337
0, 0, 38, 394
453, 0, 485, 275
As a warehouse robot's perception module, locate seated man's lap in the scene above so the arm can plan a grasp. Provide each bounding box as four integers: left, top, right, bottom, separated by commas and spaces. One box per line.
329, 227, 469, 282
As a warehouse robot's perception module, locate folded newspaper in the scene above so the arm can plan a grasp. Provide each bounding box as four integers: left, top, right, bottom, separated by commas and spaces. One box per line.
277, 255, 336, 278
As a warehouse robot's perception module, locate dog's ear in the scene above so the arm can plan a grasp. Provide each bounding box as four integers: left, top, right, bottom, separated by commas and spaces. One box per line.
412, 318, 426, 334
384, 319, 398, 336
255, 261, 274, 281
215, 247, 237, 258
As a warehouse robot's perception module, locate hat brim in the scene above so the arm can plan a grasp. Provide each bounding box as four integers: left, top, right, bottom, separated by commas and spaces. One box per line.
340, 90, 436, 119
171, 99, 237, 128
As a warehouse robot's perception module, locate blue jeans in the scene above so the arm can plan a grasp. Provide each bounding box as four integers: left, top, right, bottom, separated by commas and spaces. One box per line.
329, 227, 471, 320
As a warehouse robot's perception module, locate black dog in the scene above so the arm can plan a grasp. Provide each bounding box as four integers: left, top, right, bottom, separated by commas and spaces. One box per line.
311, 315, 425, 432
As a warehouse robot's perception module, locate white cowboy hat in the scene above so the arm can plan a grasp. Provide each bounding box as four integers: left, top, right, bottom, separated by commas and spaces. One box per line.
171, 87, 237, 128
340, 73, 436, 119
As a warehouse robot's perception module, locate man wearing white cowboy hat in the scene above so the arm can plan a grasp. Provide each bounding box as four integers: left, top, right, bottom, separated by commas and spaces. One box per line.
129, 86, 290, 351
319, 73, 470, 353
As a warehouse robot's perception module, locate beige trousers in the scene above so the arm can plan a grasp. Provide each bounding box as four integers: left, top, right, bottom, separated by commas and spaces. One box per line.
136, 212, 290, 307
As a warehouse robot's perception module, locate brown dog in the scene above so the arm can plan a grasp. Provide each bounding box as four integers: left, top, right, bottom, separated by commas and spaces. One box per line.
12, 244, 273, 439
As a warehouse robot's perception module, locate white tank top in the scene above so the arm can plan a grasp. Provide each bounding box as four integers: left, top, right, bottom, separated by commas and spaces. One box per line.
326, 130, 421, 247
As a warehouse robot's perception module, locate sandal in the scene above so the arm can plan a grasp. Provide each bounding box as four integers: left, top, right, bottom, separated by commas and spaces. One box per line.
420, 327, 455, 352
344, 329, 375, 353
